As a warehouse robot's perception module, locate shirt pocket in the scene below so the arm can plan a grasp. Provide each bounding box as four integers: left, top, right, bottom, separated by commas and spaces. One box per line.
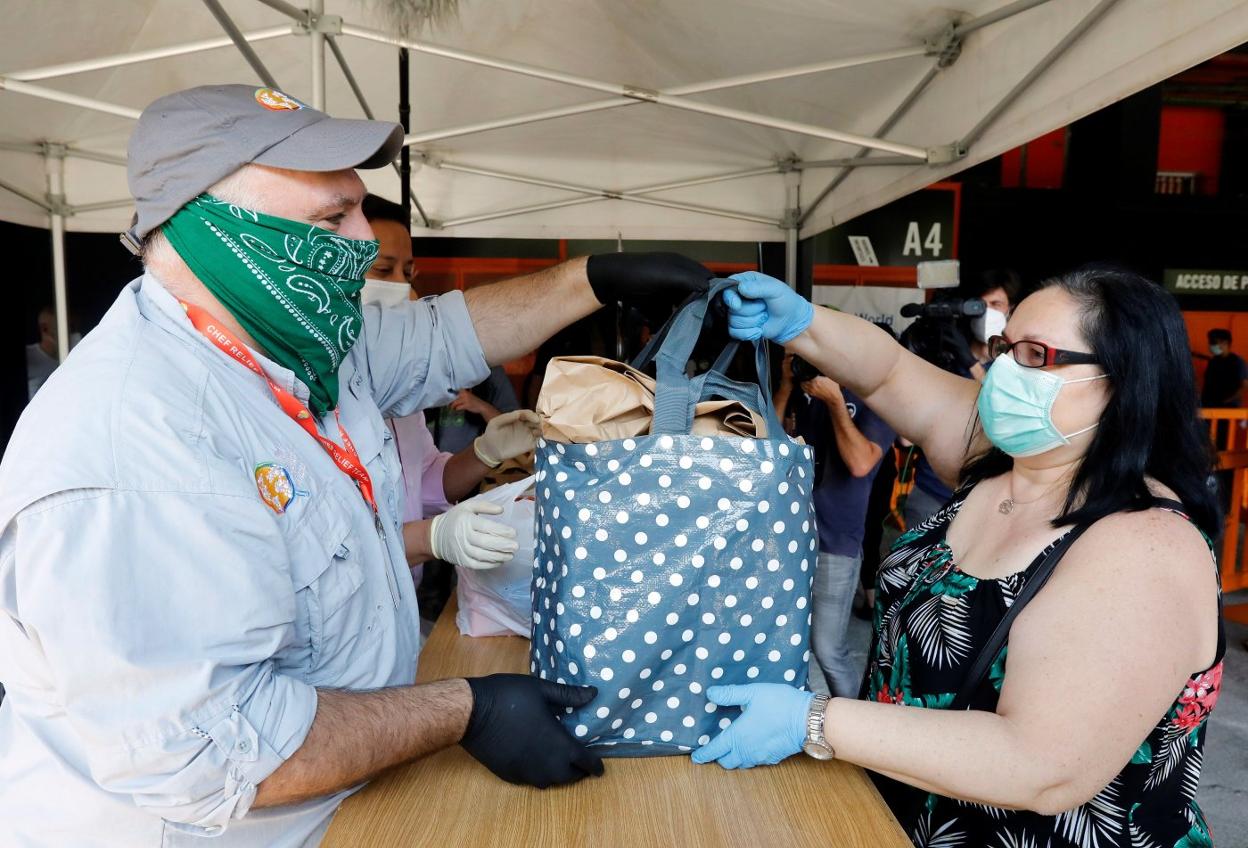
289, 493, 380, 681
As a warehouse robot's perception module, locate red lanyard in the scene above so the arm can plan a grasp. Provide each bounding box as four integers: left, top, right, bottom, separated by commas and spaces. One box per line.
181, 302, 378, 514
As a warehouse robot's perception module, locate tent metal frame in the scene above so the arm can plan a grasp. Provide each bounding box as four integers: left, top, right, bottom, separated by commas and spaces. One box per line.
0, 0, 1122, 353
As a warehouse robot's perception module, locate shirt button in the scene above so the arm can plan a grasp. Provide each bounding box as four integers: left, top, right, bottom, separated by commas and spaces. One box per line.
237, 739, 251, 753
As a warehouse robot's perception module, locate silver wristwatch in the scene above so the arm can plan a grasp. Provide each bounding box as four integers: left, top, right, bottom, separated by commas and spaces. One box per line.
802, 693, 835, 760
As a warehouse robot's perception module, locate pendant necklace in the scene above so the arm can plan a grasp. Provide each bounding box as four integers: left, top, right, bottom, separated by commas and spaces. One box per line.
998, 476, 1065, 515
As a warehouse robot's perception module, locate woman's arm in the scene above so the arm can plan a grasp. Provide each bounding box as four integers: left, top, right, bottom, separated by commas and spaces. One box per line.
822, 509, 1218, 812
696, 509, 1218, 813
786, 308, 981, 486
724, 273, 983, 485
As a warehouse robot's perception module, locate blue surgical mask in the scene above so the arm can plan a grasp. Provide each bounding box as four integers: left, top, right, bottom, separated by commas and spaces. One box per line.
978, 354, 1108, 457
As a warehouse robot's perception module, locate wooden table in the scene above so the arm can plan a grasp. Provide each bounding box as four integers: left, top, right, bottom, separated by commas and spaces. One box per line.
323, 598, 910, 848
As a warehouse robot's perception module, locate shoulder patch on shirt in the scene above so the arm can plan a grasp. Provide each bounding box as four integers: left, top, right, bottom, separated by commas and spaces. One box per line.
254, 462, 307, 514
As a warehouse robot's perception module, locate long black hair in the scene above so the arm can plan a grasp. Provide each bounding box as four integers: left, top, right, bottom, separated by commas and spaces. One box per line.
960, 265, 1221, 539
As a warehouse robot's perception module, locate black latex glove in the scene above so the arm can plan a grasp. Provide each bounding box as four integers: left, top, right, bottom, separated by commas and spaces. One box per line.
586, 251, 713, 305
460, 674, 604, 789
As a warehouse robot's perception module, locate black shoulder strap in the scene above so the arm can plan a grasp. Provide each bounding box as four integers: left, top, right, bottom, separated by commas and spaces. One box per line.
949, 522, 1093, 711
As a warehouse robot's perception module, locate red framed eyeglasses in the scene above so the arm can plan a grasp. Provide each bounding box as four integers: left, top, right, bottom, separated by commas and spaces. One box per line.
987, 335, 1100, 369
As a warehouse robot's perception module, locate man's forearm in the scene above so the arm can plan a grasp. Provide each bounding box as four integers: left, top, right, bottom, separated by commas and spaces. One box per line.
402, 518, 435, 565
463, 257, 601, 365
254, 680, 472, 808
825, 399, 882, 478
443, 446, 491, 503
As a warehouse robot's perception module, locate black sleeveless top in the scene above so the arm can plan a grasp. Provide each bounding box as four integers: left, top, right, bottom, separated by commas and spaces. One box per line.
866, 491, 1226, 848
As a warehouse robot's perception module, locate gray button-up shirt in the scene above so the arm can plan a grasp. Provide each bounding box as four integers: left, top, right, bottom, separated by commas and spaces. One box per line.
0, 274, 488, 846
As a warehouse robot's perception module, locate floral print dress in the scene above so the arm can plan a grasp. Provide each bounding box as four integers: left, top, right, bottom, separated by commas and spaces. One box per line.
866, 492, 1226, 848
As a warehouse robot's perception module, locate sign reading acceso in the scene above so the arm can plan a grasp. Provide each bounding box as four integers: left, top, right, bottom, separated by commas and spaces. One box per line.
1165, 269, 1248, 295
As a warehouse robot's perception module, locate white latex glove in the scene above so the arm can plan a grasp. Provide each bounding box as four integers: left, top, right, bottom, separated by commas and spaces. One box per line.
474, 409, 542, 468
430, 500, 519, 570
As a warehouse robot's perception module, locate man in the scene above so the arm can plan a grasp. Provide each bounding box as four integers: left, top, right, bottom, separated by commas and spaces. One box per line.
359, 195, 534, 599
774, 354, 895, 697
25, 304, 79, 398
965, 269, 1020, 379
0, 85, 709, 846
1201, 328, 1247, 408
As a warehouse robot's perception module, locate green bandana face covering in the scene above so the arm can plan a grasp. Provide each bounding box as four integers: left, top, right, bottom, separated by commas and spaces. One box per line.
162, 194, 379, 416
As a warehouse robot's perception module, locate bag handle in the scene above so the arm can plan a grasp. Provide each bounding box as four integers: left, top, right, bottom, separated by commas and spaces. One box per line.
949, 522, 1092, 710
637, 279, 781, 435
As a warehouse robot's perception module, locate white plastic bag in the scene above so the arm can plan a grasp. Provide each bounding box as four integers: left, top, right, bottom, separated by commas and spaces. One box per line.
454, 475, 536, 638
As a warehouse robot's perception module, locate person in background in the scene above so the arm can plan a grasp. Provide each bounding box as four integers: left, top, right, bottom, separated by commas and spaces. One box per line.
773, 352, 896, 698
905, 270, 1021, 530
25, 305, 80, 399
966, 269, 1021, 379
432, 371, 520, 455
1201, 328, 1246, 408
361, 195, 539, 592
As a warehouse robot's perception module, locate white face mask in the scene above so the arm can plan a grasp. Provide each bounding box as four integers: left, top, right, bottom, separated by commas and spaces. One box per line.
971, 307, 1008, 344
361, 278, 412, 308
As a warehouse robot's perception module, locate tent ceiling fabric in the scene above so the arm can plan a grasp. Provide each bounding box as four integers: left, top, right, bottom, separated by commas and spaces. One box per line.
1, 0, 1246, 241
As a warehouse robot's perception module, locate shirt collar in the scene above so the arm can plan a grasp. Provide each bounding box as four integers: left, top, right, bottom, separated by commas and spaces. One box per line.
136, 272, 312, 405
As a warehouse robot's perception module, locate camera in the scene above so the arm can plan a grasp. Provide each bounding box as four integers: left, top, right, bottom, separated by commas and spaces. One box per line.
790, 355, 820, 383
899, 298, 986, 320
898, 296, 985, 375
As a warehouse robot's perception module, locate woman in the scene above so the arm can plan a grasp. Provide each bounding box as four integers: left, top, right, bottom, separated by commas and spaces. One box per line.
692, 267, 1225, 848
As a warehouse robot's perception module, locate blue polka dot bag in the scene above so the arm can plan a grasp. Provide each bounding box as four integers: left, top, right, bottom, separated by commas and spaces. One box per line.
530, 280, 816, 756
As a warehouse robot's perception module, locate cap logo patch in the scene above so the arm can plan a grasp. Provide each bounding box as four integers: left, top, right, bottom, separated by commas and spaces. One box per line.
255, 88, 305, 112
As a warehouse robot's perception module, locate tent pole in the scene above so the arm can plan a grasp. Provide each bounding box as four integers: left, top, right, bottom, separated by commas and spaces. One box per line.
200, 0, 282, 88
45, 148, 70, 363
954, 0, 1055, 38
8, 26, 291, 82
797, 156, 917, 169
402, 44, 931, 145
254, 0, 306, 21
798, 63, 941, 228
434, 160, 778, 225
959, 0, 1121, 150
0, 178, 51, 211
0, 78, 141, 120
64, 148, 127, 168
343, 23, 927, 159
399, 47, 413, 228
670, 46, 928, 95
443, 197, 602, 229
69, 198, 137, 214
783, 170, 800, 287
327, 35, 374, 118
629, 167, 780, 195
310, 0, 326, 109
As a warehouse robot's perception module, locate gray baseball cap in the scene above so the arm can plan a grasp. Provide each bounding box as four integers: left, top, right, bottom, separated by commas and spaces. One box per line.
126, 84, 403, 241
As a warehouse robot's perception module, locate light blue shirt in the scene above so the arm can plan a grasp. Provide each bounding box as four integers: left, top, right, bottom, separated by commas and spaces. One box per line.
0, 274, 488, 846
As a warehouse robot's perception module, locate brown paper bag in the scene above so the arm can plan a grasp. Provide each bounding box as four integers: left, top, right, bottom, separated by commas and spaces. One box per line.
537, 355, 768, 443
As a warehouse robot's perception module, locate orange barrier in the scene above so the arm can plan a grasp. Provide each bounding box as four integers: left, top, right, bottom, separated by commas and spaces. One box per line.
1201, 410, 1248, 617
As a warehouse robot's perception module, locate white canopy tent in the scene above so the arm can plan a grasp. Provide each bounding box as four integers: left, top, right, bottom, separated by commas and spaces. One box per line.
2, 0, 1247, 360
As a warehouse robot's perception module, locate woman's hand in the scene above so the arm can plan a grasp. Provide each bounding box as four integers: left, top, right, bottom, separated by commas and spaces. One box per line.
690, 683, 813, 769
723, 271, 814, 344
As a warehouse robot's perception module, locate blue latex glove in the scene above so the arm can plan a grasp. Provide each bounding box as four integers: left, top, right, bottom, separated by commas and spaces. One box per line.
722, 271, 814, 344
690, 683, 814, 770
